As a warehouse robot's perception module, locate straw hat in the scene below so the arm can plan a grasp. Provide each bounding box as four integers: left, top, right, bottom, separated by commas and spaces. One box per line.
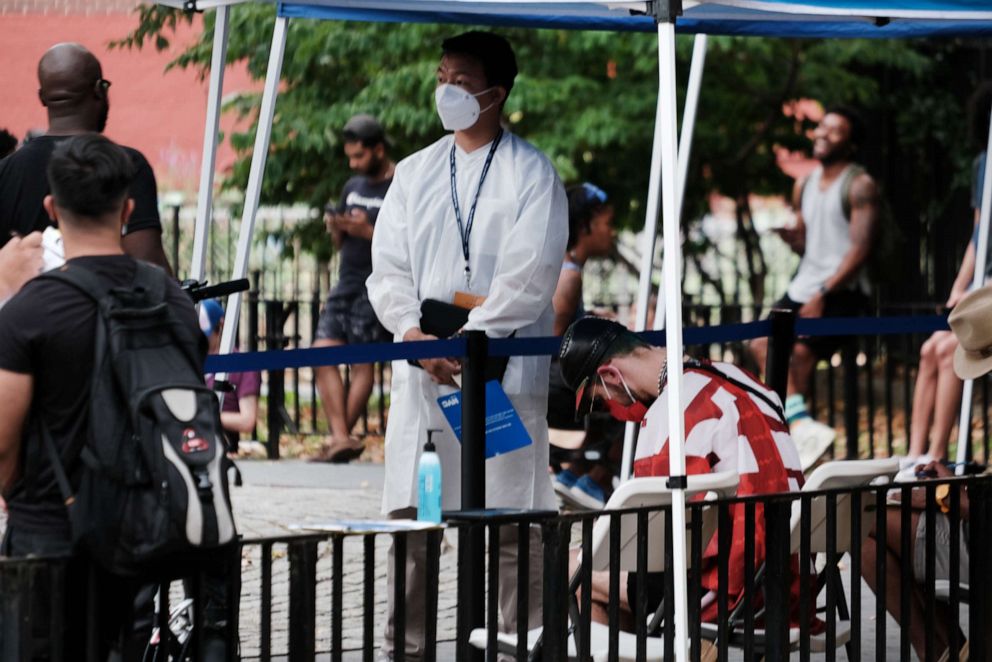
949, 284, 992, 379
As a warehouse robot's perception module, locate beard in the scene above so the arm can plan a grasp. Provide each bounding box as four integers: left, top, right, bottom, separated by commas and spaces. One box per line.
364, 155, 386, 178
817, 143, 853, 165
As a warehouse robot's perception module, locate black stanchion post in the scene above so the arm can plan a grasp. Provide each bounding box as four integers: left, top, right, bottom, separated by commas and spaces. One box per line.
460, 330, 487, 662
843, 340, 859, 459
265, 299, 284, 459
969, 479, 992, 661
765, 308, 796, 404
763, 497, 792, 661
288, 539, 318, 662
542, 520, 569, 661
248, 271, 261, 354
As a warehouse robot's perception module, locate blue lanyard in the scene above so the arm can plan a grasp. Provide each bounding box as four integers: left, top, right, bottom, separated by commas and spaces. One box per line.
449, 129, 504, 286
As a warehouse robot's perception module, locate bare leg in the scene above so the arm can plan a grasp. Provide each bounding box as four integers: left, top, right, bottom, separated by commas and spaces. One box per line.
908, 333, 943, 457
788, 341, 816, 399
861, 508, 945, 661
928, 333, 963, 461
313, 338, 354, 448
568, 549, 634, 630
345, 362, 376, 432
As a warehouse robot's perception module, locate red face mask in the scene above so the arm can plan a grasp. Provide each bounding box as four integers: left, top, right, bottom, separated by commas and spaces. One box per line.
598, 374, 649, 423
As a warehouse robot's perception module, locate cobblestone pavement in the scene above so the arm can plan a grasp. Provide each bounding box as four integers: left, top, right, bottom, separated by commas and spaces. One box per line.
226, 461, 459, 659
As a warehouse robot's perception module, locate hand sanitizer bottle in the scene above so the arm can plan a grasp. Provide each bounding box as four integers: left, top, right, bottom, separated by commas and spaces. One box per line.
417, 429, 442, 524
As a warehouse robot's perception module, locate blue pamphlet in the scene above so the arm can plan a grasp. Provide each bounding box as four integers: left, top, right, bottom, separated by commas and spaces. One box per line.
437, 380, 533, 458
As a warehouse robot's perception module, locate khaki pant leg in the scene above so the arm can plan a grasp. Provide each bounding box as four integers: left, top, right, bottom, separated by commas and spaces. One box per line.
383, 507, 431, 660
497, 523, 544, 634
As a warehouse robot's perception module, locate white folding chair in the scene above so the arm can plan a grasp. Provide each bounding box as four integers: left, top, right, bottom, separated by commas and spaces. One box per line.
469, 471, 739, 661
700, 457, 899, 658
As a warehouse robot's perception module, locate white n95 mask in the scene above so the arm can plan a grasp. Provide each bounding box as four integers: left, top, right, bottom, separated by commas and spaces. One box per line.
435, 83, 496, 132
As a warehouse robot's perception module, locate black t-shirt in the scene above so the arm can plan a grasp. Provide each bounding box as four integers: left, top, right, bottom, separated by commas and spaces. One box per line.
331, 175, 392, 297
0, 135, 162, 248
0, 255, 200, 530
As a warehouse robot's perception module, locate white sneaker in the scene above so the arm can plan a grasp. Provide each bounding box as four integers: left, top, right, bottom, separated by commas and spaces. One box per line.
895, 454, 934, 482
897, 453, 932, 470
790, 418, 837, 472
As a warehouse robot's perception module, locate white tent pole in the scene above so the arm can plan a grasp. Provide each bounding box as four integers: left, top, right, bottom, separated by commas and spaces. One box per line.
619, 23, 672, 483
217, 15, 289, 366
620, 33, 707, 482
676, 34, 706, 225
651, 33, 708, 333
189, 4, 231, 283
954, 109, 992, 472
658, 20, 691, 662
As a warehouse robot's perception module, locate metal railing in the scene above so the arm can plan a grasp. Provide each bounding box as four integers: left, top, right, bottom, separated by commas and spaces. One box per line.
4, 475, 988, 661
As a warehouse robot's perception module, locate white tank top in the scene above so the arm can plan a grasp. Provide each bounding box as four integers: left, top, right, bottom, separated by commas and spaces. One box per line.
786, 165, 868, 303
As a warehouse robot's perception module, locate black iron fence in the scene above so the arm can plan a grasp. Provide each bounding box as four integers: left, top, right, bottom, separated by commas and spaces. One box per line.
3, 473, 988, 660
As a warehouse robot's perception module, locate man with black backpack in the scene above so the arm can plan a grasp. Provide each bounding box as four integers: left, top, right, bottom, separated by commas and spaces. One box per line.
0, 135, 235, 659
751, 105, 880, 470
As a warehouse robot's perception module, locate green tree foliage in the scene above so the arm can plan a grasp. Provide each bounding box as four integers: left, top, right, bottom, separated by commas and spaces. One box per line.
117, 4, 985, 299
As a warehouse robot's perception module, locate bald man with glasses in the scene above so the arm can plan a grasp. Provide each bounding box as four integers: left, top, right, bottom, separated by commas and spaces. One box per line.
0, 42, 171, 272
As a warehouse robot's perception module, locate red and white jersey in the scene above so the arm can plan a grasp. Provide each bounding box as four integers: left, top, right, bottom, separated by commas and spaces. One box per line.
633, 360, 803, 493
632, 360, 805, 623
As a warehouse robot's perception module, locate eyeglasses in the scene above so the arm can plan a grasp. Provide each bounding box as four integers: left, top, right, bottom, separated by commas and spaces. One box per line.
95, 78, 112, 93
582, 182, 608, 205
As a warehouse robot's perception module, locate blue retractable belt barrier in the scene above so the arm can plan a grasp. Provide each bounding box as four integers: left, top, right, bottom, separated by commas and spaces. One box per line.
205, 314, 949, 374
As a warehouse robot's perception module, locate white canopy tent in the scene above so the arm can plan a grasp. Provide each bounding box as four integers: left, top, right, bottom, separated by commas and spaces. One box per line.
164, 0, 992, 658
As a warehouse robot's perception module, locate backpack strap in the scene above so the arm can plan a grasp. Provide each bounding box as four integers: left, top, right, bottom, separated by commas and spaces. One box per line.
131, 261, 168, 306
38, 260, 169, 306
839, 164, 866, 221
37, 416, 76, 507
36, 263, 114, 303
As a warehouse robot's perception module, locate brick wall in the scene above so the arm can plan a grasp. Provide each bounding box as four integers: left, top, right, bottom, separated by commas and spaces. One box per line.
1, 0, 145, 16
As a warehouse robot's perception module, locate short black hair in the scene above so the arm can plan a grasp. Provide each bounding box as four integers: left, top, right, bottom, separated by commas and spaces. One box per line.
824, 105, 866, 149
0, 129, 16, 159
442, 31, 517, 97
47, 134, 134, 219
566, 183, 609, 250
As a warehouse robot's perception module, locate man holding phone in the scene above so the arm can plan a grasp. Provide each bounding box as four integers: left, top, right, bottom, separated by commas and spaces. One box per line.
311, 114, 395, 463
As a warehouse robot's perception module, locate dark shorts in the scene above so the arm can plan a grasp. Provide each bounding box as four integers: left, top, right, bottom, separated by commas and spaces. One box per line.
772, 290, 870, 359
315, 289, 387, 344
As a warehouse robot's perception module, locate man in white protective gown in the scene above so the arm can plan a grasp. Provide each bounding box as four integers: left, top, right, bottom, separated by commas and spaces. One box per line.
366, 30, 568, 660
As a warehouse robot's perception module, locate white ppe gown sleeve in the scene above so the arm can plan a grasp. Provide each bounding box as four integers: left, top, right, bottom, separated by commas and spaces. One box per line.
366, 167, 422, 339
463, 170, 568, 337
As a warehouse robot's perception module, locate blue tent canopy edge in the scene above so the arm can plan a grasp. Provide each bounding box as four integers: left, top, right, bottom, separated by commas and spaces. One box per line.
277, 1, 992, 38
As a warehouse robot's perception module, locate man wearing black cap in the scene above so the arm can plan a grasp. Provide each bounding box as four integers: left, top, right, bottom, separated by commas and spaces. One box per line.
559, 317, 803, 624
312, 114, 395, 462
